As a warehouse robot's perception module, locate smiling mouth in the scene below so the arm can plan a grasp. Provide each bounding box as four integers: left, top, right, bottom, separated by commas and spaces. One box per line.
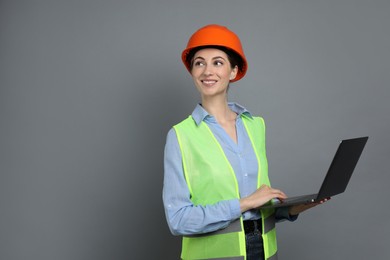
201, 80, 217, 85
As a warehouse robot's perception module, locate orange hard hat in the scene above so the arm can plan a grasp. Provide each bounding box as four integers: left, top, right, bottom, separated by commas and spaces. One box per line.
181, 24, 248, 82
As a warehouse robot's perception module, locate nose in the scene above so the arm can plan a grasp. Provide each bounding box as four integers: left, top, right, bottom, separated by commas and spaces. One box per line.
202, 64, 214, 77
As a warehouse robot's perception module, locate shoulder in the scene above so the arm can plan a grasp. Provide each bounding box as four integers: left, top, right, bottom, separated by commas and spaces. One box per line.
165, 128, 180, 155
173, 116, 197, 130
166, 116, 195, 142
166, 127, 176, 139
242, 114, 265, 125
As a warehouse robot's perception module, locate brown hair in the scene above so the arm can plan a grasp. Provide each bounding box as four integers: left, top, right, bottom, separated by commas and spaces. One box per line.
186, 45, 244, 73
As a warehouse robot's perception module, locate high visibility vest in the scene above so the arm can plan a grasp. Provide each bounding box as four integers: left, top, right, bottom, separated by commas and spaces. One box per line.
173, 114, 278, 260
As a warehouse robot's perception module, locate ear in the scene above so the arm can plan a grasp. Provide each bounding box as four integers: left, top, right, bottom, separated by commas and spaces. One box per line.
230, 65, 238, 81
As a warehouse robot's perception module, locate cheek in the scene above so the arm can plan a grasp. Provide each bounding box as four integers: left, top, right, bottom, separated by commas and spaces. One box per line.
223, 70, 234, 80
190, 67, 201, 78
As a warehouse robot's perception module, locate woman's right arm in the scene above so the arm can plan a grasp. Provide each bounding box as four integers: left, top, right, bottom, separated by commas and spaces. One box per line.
239, 185, 287, 212
162, 128, 241, 236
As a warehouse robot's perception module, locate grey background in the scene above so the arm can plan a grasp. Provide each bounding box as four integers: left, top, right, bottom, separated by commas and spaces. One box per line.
1, 0, 389, 259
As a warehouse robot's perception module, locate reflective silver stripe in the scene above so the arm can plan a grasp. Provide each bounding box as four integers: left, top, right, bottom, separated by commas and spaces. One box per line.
263, 213, 276, 234
184, 219, 242, 238
267, 252, 278, 260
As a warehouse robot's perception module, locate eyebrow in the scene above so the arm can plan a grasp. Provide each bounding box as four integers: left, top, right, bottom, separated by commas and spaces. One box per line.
193, 56, 227, 61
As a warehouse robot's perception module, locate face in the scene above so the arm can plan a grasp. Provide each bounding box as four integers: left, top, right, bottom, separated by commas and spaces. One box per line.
191, 48, 238, 99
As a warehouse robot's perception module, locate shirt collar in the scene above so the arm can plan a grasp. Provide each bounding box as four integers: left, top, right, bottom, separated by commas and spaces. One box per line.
191, 102, 253, 126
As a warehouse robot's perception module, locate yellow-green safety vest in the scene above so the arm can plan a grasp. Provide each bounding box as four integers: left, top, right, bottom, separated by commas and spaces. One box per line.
173, 114, 278, 260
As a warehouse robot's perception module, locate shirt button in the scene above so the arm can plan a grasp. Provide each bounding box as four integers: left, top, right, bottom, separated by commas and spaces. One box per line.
244, 173, 248, 177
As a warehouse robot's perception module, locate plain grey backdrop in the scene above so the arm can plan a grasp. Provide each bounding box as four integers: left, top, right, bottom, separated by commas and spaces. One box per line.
1, 0, 389, 259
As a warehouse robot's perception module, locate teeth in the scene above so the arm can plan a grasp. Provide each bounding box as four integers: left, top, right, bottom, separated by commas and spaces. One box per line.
203, 80, 216, 84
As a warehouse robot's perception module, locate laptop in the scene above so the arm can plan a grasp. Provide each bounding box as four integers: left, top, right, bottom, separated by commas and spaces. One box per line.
260, 136, 368, 209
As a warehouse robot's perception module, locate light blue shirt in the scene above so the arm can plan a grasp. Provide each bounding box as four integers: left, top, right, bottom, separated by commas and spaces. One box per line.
163, 103, 295, 236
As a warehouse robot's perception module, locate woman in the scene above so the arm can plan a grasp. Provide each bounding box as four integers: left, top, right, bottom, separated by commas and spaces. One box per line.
163, 24, 325, 260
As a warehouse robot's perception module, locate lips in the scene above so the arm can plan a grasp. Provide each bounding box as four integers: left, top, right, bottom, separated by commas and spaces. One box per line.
201, 79, 218, 86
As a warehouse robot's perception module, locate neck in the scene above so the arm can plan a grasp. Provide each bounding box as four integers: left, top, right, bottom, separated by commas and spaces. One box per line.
201, 96, 235, 124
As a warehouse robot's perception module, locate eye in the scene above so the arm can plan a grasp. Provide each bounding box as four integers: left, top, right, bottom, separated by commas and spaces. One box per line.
214, 60, 224, 66
193, 60, 205, 67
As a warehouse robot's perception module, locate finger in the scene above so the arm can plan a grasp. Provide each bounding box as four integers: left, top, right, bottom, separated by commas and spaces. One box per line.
273, 190, 287, 200
319, 197, 331, 203
274, 189, 287, 198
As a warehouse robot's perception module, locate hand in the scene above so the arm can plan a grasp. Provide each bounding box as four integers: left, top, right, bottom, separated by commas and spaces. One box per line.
288, 197, 331, 216
240, 184, 287, 213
